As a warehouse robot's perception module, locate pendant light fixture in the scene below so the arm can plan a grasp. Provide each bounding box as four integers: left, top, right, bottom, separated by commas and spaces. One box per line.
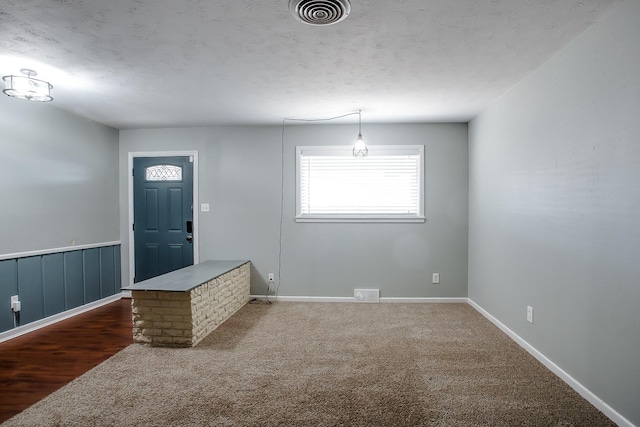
353, 110, 368, 158
2, 68, 53, 102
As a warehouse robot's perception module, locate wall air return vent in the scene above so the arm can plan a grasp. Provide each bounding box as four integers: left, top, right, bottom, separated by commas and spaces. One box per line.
289, 0, 351, 26
354, 289, 380, 303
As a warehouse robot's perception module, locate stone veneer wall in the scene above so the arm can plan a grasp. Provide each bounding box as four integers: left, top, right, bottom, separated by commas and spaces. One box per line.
131, 262, 250, 347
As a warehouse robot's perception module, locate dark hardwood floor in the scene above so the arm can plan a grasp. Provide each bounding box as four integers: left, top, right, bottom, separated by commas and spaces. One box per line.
0, 298, 132, 423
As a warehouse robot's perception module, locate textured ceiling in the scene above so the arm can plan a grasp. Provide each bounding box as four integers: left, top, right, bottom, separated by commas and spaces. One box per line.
0, 0, 620, 129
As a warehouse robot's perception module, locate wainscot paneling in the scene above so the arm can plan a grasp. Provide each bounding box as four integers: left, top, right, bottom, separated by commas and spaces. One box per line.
0, 244, 121, 333
0, 261, 18, 333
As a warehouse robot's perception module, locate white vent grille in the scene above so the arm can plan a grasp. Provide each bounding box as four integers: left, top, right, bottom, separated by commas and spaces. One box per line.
289, 0, 351, 26
354, 289, 379, 303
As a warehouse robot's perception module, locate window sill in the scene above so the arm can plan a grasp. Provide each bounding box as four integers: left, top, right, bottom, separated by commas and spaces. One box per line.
295, 216, 426, 223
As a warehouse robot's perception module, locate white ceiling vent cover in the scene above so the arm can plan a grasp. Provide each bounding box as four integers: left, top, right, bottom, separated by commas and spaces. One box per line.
289, 0, 351, 26
354, 289, 380, 303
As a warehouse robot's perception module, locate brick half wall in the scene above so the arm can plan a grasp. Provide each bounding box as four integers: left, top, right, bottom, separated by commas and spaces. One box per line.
190, 262, 250, 345
131, 262, 250, 347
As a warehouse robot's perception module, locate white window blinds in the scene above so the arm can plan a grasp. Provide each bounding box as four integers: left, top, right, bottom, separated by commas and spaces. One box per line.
296, 146, 425, 222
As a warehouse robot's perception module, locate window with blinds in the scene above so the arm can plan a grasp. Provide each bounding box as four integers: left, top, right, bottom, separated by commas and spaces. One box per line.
296, 145, 425, 222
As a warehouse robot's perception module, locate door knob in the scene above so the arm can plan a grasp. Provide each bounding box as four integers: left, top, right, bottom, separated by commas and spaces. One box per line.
186, 235, 193, 242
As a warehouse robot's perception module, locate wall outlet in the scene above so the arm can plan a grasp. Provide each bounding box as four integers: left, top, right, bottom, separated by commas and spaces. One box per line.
268, 273, 275, 283
432, 273, 440, 284
527, 305, 534, 323
10, 295, 20, 312
200, 203, 210, 212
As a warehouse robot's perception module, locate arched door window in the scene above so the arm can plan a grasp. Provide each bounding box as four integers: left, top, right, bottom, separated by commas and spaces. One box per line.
145, 165, 182, 181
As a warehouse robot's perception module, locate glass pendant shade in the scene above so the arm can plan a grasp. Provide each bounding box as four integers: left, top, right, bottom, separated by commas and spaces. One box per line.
2, 69, 53, 102
353, 132, 368, 158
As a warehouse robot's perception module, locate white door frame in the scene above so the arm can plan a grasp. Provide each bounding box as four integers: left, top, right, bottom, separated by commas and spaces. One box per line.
127, 151, 200, 286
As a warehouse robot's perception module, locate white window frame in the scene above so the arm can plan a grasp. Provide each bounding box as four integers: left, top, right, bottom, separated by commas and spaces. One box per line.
295, 145, 425, 223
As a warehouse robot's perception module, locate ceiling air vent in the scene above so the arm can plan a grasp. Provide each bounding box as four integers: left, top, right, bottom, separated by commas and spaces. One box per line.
289, 0, 351, 26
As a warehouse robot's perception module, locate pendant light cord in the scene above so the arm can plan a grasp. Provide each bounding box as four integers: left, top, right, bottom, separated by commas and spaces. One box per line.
285, 111, 361, 123
273, 111, 362, 302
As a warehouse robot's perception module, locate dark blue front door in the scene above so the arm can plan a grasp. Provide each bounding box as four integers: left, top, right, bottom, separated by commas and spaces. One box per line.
133, 156, 194, 282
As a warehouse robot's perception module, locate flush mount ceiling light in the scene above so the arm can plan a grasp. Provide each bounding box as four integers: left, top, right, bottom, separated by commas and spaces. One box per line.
2, 68, 53, 102
289, 0, 351, 26
353, 110, 368, 158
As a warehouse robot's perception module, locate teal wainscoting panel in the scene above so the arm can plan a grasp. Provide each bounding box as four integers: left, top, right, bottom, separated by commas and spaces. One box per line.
43, 253, 66, 317
115, 246, 122, 290
2, 244, 121, 334
0, 260, 18, 333
100, 246, 116, 297
17, 257, 44, 325
83, 248, 101, 304
65, 250, 85, 309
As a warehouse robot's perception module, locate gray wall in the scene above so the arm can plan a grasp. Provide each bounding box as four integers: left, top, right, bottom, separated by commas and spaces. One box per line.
0, 94, 120, 332
0, 95, 120, 255
119, 123, 468, 298
468, 1, 639, 424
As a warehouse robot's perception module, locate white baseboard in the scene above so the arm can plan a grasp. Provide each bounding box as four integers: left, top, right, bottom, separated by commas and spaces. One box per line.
250, 295, 468, 303
380, 297, 467, 303
251, 295, 353, 303
0, 293, 125, 344
467, 299, 633, 427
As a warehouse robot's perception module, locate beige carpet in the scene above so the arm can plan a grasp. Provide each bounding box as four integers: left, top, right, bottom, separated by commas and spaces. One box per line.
3, 302, 615, 426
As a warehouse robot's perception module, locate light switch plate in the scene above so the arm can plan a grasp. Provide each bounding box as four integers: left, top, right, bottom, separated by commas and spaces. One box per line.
201, 203, 210, 212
